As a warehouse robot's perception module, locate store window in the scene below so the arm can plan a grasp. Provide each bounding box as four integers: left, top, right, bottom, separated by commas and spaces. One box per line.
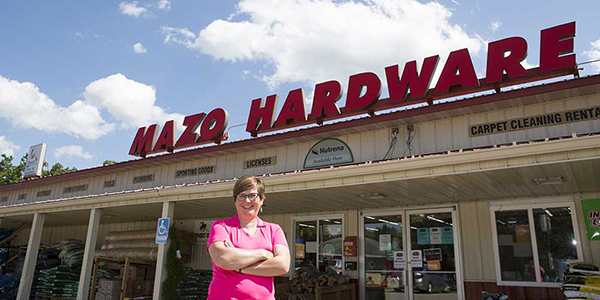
293, 217, 344, 275
492, 203, 582, 285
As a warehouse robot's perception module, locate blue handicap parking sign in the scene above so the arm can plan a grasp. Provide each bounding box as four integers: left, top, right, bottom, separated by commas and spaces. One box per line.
156, 217, 170, 244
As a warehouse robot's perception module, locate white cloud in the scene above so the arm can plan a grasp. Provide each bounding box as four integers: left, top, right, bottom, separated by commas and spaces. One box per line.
133, 42, 148, 54
162, 26, 197, 46
55, 145, 93, 160
583, 39, 600, 73
83, 74, 184, 130
0, 136, 20, 157
491, 21, 501, 33
157, 0, 171, 10
162, 0, 484, 90
450, 0, 460, 6
0, 75, 115, 140
119, 1, 148, 17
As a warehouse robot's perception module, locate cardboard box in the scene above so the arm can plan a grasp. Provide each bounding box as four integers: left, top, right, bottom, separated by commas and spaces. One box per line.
128, 266, 147, 280
132, 280, 146, 297
145, 266, 156, 280
144, 280, 154, 295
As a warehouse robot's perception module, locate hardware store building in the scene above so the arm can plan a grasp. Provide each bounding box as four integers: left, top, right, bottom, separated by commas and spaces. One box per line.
1, 45, 600, 300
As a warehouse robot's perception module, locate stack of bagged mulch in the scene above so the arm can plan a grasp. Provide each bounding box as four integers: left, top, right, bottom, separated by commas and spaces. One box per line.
177, 268, 212, 300
35, 239, 86, 298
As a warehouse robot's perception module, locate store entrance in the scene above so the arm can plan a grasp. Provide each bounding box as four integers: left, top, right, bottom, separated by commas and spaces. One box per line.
361, 207, 463, 300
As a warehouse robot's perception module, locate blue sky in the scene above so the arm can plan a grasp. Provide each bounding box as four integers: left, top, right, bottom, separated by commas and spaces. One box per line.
1, 0, 599, 170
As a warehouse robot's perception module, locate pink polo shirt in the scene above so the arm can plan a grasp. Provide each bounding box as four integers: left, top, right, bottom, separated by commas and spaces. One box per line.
207, 215, 289, 300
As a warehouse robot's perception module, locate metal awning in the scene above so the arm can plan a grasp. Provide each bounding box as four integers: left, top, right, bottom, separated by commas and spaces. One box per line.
1, 134, 598, 226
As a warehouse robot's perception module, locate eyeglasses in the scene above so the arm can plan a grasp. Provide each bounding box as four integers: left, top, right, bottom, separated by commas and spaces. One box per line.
236, 193, 260, 202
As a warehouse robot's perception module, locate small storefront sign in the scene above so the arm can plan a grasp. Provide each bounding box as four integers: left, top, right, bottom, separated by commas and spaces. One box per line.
243, 156, 277, 169
194, 220, 214, 240
343, 236, 357, 257
417, 228, 429, 245
379, 234, 392, 251
410, 250, 423, 268
303, 138, 353, 169
430, 227, 442, 244
442, 227, 454, 244
156, 217, 170, 244
393, 251, 405, 269
23, 143, 47, 179
423, 248, 442, 261
582, 198, 600, 241
470, 106, 600, 137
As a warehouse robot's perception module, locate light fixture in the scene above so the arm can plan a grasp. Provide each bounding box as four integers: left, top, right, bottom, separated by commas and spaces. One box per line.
533, 177, 566, 186
103, 213, 116, 218
359, 192, 387, 200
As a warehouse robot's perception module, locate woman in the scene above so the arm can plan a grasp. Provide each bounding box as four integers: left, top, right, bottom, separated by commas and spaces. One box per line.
207, 175, 291, 300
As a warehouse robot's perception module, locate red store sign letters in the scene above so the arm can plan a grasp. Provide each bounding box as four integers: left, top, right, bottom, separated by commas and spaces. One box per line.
130, 22, 577, 157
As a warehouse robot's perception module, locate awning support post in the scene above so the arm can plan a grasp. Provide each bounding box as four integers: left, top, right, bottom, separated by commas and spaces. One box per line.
153, 201, 175, 300
16, 213, 46, 300
77, 208, 102, 300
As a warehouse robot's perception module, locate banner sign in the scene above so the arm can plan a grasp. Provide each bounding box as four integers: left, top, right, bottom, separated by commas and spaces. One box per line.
582, 198, 600, 241
470, 106, 600, 137
304, 138, 353, 169
23, 143, 47, 179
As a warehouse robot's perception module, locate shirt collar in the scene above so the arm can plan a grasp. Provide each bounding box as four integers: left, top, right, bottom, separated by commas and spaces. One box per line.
232, 214, 266, 227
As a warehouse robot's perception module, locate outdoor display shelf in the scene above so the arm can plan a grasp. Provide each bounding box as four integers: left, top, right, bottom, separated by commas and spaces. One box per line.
89, 256, 153, 300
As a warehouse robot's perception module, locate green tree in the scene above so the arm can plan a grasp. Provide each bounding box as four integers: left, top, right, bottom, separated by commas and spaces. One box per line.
42, 162, 77, 176
102, 160, 117, 166
163, 226, 184, 300
0, 154, 27, 184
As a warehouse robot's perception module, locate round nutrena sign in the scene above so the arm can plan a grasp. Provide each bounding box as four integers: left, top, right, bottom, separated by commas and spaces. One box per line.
303, 138, 354, 169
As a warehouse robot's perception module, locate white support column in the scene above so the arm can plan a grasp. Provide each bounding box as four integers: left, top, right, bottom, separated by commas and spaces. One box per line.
16, 213, 46, 300
77, 208, 102, 300
153, 202, 175, 300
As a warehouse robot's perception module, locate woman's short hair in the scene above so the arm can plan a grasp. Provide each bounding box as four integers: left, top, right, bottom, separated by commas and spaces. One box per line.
233, 176, 265, 201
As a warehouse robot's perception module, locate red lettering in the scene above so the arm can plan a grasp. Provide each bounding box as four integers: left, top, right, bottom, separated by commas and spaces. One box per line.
246, 95, 278, 134
128, 124, 158, 157
199, 108, 228, 141
308, 80, 342, 121
386, 55, 439, 103
540, 21, 576, 73
486, 37, 528, 84
345, 72, 382, 112
274, 88, 308, 127
153, 120, 176, 152
175, 113, 205, 147
434, 48, 479, 95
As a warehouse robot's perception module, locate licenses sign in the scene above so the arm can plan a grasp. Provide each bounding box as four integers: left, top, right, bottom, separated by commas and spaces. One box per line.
23, 143, 47, 179
244, 156, 277, 169
303, 138, 353, 169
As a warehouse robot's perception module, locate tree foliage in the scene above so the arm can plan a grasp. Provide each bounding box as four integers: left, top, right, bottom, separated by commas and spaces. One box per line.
103, 160, 117, 166
42, 162, 77, 176
163, 226, 184, 300
0, 154, 26, 184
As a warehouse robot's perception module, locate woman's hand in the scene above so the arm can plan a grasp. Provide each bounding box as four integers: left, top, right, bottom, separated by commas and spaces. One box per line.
262, 249, 274, 260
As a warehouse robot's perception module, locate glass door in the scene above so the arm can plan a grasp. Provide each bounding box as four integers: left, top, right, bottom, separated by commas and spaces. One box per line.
362, 213, 407, 300
407, 210, 460, 300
